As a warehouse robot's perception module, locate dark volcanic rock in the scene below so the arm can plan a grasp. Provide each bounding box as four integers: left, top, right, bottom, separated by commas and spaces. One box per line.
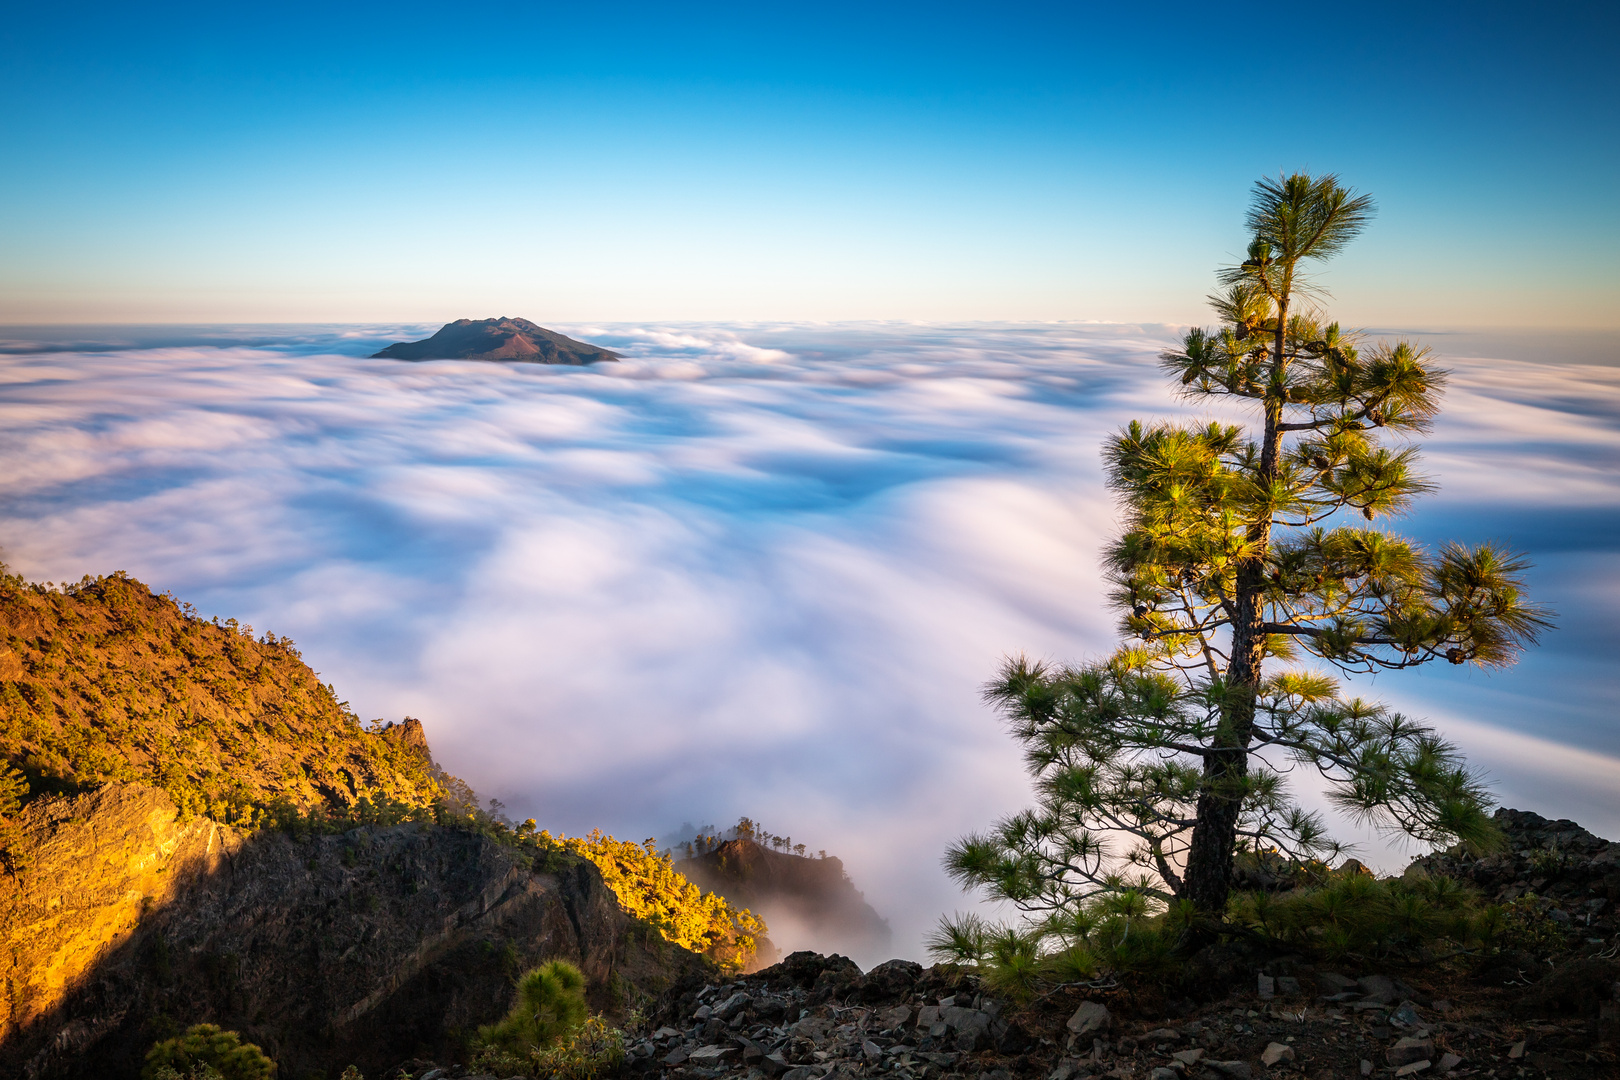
371, 317, 620, 364
0, 783, 701, 1080
1407, 808, 1620, 928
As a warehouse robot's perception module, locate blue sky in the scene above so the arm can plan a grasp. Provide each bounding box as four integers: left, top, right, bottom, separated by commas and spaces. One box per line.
3, 1, 1616, 323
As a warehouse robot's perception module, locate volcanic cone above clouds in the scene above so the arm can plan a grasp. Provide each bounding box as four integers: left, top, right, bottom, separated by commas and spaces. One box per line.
371, 318, 621, 364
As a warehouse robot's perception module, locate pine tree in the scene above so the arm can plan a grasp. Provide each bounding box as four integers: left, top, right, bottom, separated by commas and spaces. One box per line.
946, 173, 1551, 921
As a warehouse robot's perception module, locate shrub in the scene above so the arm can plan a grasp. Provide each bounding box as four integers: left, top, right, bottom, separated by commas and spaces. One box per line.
142, 1024, 275, 1080
528, 1015, 627, 1080
928, 888, 1178, 999
476, 961, 590, 1058
1226, 867, 1486, 959
471, 960, 628, 1079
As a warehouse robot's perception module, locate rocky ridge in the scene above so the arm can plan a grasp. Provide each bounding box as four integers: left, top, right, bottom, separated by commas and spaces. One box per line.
676, 840, 892, 966
1407, 808, 1620, 939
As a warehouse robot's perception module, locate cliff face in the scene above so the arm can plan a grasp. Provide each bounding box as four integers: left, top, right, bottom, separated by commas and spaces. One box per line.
675, 840, 891, 965
1, 782, 703, 1080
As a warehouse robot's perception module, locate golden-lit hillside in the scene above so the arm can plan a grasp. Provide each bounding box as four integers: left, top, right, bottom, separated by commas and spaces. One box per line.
540, 829, 768, 972
0, 566, 442, 824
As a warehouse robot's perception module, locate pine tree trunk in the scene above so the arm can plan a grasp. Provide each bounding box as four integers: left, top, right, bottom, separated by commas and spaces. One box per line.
1181, 291, 1289, 915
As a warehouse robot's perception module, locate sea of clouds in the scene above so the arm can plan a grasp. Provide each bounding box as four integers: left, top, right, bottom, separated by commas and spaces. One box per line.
0, 322, 1615, 964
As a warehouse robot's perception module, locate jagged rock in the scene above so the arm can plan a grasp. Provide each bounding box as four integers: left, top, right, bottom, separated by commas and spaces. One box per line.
1436, 1051, 1463, 1074
877, 1004, 911, 1029
689, 1045, 737, 1067
1262, 1041, 1295, 1066
1389, 1037, 1434, 1066
1394, 1062, 1432, 1077
713, 991, 752, 1020
1066, 1000, 1111, 1037
792, 1016, 834, 1042
1390, 1001, 1424, 1027
1048, 1059, 1083, 1080
1406, 808, 1620, 929
1209, 1062, 1253, 1079
851, 958, 923, 1002
758, 950, 860, 990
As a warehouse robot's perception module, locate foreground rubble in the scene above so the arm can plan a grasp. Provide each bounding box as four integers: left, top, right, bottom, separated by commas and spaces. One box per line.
386, 807, 1620, 1080
607, 950, 1617, 1080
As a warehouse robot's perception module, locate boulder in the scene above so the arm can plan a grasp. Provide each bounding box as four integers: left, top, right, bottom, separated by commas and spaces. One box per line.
1358, 975, 1397, 1004
1066, 1001, 1111, 1038
1388, 1037, 1434, 1066
877, 1004, 912, 1029
713, 991, 751, 1020
1262, 1042, 1295, 1066
851, 959, 923, 1002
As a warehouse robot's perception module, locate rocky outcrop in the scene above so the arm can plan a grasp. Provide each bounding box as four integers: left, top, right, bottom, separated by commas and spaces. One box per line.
371, 319, 621, 364
1406, 807, 1620, 937
0, 783, 704, 1079
675, 840, 891, 963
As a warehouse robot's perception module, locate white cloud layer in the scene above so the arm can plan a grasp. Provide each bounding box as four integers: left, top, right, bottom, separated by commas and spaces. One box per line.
0, 323, 1615, 965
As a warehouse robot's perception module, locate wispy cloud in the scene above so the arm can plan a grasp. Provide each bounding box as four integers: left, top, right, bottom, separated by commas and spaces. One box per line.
0, 323, 1614, 964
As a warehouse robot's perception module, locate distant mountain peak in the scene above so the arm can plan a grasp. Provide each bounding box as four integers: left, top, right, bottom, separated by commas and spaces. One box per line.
674, 836, 892, 967
371, 317, 621, 364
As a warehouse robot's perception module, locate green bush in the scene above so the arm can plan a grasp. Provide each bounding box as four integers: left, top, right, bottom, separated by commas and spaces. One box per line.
143, 1024, 275, 1080
476, 960, 589, 1058
1227, 867, 1486, 959
930, 862, 1556, 996
928, 888, 1179, 999
528, 1015, 627, 1080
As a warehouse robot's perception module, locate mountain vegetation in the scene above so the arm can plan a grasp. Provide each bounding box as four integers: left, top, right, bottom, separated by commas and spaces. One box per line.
542, 829, 767, 973
944, 173, 1553, 952
0, 567, 444, 830
0, 562, 778, 1078
674, 817, 891, 964
142, 1024, 275, 1080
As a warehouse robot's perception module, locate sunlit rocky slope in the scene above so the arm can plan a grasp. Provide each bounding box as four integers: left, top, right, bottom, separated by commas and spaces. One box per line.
0, 568, 443, 822
0, 567, 735, 1079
